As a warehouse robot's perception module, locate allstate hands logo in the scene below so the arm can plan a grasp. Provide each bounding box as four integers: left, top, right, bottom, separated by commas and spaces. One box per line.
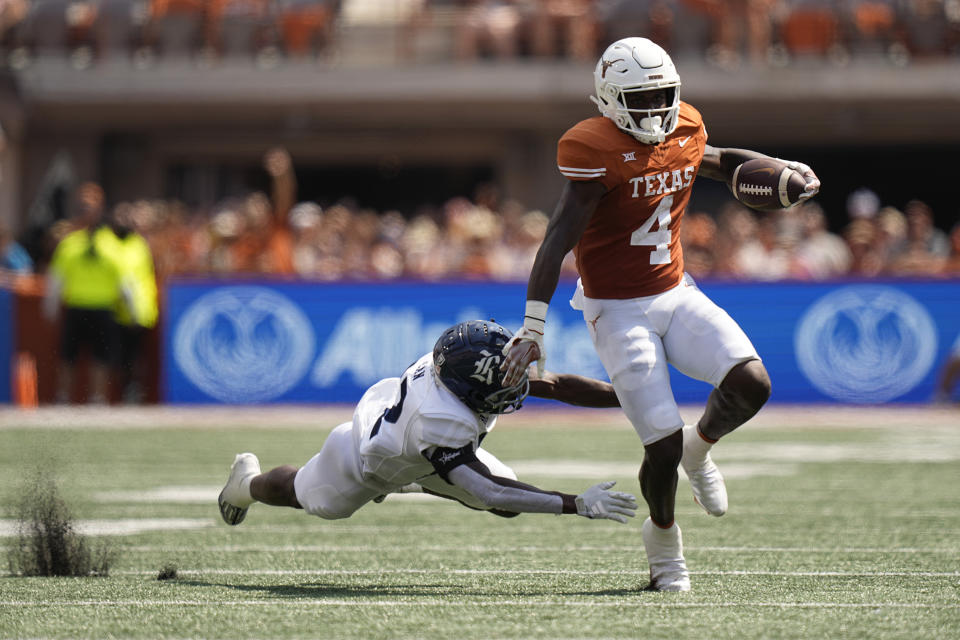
173, 287, 315, 403
794, 285, 937, 403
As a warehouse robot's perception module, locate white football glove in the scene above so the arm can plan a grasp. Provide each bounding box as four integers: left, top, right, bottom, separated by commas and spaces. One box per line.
575, 481, 638, 524
777, 158, 821, 202
502, 327, 544, 382
501, 300, 548, 385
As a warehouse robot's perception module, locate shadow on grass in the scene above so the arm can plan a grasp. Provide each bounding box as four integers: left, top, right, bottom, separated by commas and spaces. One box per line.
559, 586, 650, 596
177, 579, 480, 598
175, 579, 648, 599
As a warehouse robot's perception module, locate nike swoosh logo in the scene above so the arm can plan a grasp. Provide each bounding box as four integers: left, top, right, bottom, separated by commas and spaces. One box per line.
678, 136, 691, 147
747, 167, 777, 177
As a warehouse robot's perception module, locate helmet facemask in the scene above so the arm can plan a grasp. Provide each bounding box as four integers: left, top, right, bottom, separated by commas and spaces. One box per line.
470, 375, 529, 415
619, 86, 679, 144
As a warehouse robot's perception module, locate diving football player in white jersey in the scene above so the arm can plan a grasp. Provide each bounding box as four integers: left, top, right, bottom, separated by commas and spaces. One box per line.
218, 320, 637, 526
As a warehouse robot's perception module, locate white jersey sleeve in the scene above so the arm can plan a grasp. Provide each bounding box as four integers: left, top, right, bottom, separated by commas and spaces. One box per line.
416, 416, 479, 451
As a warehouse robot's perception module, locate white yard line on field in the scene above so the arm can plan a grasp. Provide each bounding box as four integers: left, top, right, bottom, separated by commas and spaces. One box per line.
89, 460, 794, 505
509, 461, 798, 478
2, 600, 958, 609
2, 405, 958, 431
117, 544, 959, 554
0, 518, 214, 537
93, 487, 225, 503
0, 406, 354, 429
717, 439, 960, 463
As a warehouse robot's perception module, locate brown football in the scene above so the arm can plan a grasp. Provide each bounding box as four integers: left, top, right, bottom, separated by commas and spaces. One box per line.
732, 158, 807, 211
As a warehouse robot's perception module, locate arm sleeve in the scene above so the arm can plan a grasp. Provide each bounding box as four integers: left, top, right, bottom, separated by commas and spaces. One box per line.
442, 458, 577, 515
426, 443, 480, 482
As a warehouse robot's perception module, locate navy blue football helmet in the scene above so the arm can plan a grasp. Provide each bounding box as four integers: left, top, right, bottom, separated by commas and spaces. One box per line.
433, 320, 529, 414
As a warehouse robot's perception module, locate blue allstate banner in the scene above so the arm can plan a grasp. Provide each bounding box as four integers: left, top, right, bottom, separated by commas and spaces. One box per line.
163, 278, 960, 405
0, 288, 11, 403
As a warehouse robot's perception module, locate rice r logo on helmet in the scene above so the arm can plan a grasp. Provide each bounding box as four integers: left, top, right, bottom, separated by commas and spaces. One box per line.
433, 320, 529, 414
470, 350, 501, 385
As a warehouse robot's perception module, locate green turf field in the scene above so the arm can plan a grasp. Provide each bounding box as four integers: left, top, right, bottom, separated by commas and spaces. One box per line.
1, 407, 958, 639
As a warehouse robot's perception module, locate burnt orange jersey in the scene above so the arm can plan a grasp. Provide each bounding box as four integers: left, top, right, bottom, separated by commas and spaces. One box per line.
557, 102, 708, 299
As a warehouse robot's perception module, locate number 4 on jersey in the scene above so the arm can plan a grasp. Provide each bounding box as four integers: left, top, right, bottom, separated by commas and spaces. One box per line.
630, 194, 673, 265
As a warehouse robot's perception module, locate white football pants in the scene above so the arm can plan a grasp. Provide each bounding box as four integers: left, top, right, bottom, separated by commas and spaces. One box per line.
573, 274, 759, 445
294, 422, 516, 519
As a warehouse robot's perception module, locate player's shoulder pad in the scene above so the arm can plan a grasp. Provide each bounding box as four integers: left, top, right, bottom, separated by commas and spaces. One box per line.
418, 414, 480, 450
676, 101, 705, 132
558, 117, 619, 182
560, 116, 621, 150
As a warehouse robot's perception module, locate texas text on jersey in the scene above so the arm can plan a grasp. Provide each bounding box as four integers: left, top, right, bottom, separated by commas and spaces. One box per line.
557, 102, 708, 299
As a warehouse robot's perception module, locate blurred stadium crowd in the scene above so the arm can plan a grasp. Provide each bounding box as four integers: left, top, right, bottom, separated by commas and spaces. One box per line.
5, 147, 957, 283
0, 0, 958, 68
2, 1, 958, 407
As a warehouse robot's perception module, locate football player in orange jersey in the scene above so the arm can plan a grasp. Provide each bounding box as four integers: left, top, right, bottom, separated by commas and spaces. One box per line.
501, 37, 820, 591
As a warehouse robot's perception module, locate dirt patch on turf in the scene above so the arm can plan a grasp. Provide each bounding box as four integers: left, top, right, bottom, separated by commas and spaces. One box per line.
6, 474, 117, 576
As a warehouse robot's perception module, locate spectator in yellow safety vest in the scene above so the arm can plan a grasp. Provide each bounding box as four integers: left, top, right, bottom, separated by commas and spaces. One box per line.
43, 183, 130, 404
108, 204, 159, 404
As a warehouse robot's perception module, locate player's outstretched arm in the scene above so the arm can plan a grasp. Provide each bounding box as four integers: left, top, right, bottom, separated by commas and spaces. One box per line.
502, 180, 606, 386
447, 462, 637, 523
529, 371, 620, 408
430, 449, 636, 523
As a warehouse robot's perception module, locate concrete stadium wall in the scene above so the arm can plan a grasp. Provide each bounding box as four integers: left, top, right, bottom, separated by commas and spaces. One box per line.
4, 59, 960, 228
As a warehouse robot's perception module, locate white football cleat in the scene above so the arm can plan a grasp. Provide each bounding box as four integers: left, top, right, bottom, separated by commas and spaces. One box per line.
681, 425, 728, 517
641, 517, 690, 592
218, 453, 261, 526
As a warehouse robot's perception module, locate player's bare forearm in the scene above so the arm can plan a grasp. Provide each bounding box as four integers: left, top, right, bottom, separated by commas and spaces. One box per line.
698, 145, 769, 183
700, 147, 821, 204
529, 371, 620, 408
526, 233, 567, 305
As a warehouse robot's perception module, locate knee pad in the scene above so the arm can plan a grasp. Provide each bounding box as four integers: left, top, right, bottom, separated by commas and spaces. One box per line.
300, 485, 358, 520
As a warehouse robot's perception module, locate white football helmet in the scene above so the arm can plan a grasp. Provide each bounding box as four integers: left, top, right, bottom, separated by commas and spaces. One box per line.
591, 37, 681, 144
